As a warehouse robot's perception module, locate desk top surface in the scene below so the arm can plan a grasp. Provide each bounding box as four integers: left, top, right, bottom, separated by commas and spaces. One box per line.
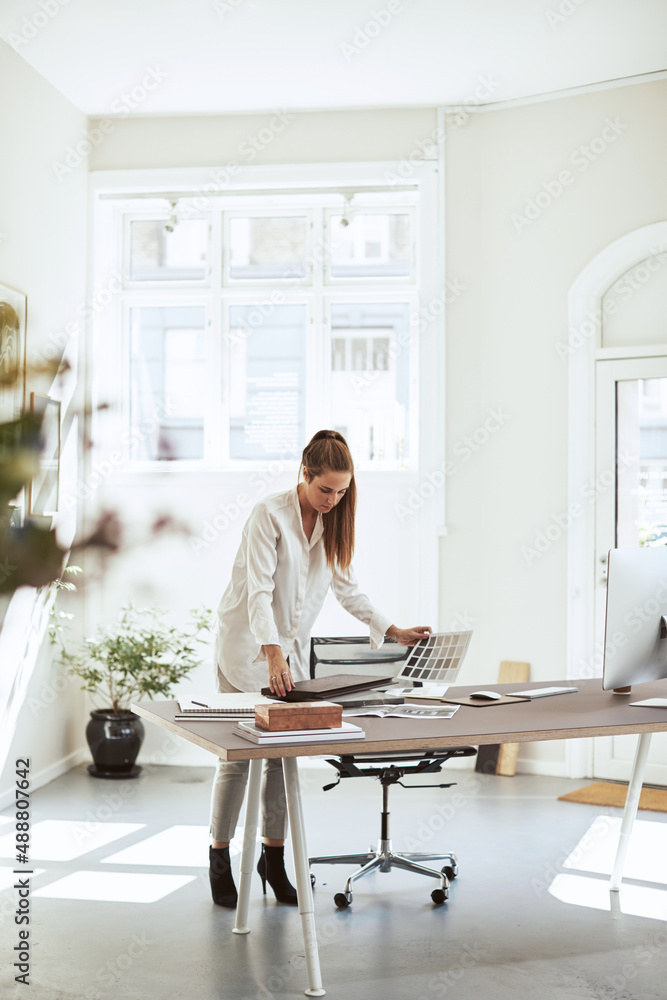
133, 679, 667, 761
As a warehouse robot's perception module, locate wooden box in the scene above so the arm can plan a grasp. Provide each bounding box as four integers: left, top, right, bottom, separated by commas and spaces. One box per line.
254, 700, 343, 732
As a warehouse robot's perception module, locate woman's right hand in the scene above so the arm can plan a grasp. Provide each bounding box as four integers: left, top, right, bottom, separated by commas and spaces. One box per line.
264, 645, 294, 698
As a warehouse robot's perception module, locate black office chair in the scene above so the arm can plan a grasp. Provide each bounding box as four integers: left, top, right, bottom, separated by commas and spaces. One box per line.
307, 636, 477, 908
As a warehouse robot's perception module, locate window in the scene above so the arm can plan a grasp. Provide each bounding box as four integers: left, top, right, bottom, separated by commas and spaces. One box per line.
228, 304, 307, 460
327, 212, 412, 279
330, 303, 410, 465
95, 179, 426, 471
129, 306, 207, 461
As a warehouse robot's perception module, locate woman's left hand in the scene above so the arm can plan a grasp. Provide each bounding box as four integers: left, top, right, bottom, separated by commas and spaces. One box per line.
386, 625, 432, 647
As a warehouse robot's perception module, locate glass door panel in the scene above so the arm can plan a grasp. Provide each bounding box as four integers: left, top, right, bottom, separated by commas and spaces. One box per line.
617, 378, 667, 548
594, 358, 667, 782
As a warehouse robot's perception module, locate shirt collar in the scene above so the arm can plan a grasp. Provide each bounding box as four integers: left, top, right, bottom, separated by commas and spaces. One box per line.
293, 484, 324, 548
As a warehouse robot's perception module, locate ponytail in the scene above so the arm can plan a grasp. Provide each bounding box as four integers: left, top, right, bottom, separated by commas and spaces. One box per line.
299, 430, 356, 571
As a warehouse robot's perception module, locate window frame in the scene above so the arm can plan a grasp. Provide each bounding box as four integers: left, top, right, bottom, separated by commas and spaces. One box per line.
90, 162, 441, 478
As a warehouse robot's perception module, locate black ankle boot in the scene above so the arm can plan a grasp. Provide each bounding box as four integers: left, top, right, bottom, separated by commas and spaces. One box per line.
209, 846, 238, 908
256, 844, 298, 905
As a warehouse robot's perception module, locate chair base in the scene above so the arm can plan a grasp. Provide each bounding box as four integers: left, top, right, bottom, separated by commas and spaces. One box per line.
309, 840, 457, 907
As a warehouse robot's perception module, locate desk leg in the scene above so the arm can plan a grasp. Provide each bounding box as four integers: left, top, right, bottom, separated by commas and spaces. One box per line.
610, 732, 652, 892
233, 757, 262, 934
283, 756, 326, 998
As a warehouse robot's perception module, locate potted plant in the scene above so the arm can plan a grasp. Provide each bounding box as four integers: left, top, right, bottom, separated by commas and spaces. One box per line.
57, 605, 211, 779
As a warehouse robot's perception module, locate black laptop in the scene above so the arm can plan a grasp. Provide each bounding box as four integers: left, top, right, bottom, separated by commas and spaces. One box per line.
261, 672, 396, 703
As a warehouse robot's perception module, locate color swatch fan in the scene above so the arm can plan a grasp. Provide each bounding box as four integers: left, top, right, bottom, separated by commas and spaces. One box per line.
395, 631, 472, 686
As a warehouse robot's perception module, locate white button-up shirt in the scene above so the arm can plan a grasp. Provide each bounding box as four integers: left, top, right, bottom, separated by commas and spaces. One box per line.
214, 486, 393, 691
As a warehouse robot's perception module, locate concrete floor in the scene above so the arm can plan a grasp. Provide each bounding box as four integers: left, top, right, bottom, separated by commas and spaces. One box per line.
1, 761, 666, 1000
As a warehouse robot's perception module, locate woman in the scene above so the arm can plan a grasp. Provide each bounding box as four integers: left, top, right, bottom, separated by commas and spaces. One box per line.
209, 429, 431, 907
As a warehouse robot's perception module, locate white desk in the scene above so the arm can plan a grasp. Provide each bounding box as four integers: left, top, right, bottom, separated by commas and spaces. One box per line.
134, 679, 667, 996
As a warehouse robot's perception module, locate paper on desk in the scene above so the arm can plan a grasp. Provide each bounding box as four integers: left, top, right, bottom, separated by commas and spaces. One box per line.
178, 692, 273, 711
342, 703, 459, 720
401, 683, 451, 701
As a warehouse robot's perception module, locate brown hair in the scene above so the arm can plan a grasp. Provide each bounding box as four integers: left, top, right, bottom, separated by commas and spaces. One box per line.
300, 430, 356, 571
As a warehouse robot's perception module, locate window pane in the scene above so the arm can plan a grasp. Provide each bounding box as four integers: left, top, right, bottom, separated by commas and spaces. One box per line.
229, 217, 309, 280
130, 220, 208, 281
330, 303, 410, 466
130, 306, 206, 460
329, 214, 411, 278
617, 378, 667, 547
229, 304, 306, 459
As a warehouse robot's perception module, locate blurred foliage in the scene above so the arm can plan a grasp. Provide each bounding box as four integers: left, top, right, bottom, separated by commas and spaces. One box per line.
55, 604, 212, 714
0, 406, 69, 594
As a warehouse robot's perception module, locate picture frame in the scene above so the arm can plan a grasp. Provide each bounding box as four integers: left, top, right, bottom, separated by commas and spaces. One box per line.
29, 392, 61, 516
0, 282, 27, 424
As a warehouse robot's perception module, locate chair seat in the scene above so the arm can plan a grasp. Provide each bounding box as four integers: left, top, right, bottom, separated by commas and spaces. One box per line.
308, 635, 477, 909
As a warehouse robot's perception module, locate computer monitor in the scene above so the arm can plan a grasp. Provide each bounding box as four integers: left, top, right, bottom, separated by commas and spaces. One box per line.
602, 547, 667, 695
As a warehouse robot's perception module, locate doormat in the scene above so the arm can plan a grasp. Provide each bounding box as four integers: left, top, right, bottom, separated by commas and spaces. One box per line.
558, 782, 667, 813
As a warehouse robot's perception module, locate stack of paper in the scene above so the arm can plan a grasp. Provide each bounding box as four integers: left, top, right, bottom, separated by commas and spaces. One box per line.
233, 720, 365, 744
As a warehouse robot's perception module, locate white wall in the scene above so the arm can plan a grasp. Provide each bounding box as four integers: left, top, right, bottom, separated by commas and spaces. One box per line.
89, 107, 438, 170
443, 78, 667, 773
0, 39, 89, 802
87, 83, 667, 776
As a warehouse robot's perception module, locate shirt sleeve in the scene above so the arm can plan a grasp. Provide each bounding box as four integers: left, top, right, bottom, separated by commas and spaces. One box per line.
331, 563, 393, 649
245, 504, 282, 648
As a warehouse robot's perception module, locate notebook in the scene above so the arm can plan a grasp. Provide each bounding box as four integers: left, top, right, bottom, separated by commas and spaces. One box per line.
175, 693, 273, 719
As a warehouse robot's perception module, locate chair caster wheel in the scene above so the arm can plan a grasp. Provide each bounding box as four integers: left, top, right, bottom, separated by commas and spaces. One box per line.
334, 892, 351, 908
431, 888, 448, 905
310, 872, 316, 887
442, 865, 457, 880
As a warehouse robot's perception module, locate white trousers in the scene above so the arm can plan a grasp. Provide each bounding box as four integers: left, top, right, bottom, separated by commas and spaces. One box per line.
209, 674, 288, 842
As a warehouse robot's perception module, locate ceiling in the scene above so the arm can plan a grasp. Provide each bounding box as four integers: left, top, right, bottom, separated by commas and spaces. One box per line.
1, 0, 666, 116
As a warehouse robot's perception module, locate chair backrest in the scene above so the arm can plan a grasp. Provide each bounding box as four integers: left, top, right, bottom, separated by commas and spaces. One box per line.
309, 635, 409, 678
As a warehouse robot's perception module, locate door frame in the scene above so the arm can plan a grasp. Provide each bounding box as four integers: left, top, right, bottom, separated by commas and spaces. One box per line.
593, 357, 667, 782
566, 221, 667, 778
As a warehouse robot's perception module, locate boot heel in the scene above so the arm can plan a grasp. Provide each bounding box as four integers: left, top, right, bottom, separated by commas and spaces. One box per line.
257, 845, 268, 893
256, 844, 298, 905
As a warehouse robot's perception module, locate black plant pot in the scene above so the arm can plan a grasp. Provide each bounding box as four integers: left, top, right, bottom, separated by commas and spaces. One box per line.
85, 709, 145, 779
